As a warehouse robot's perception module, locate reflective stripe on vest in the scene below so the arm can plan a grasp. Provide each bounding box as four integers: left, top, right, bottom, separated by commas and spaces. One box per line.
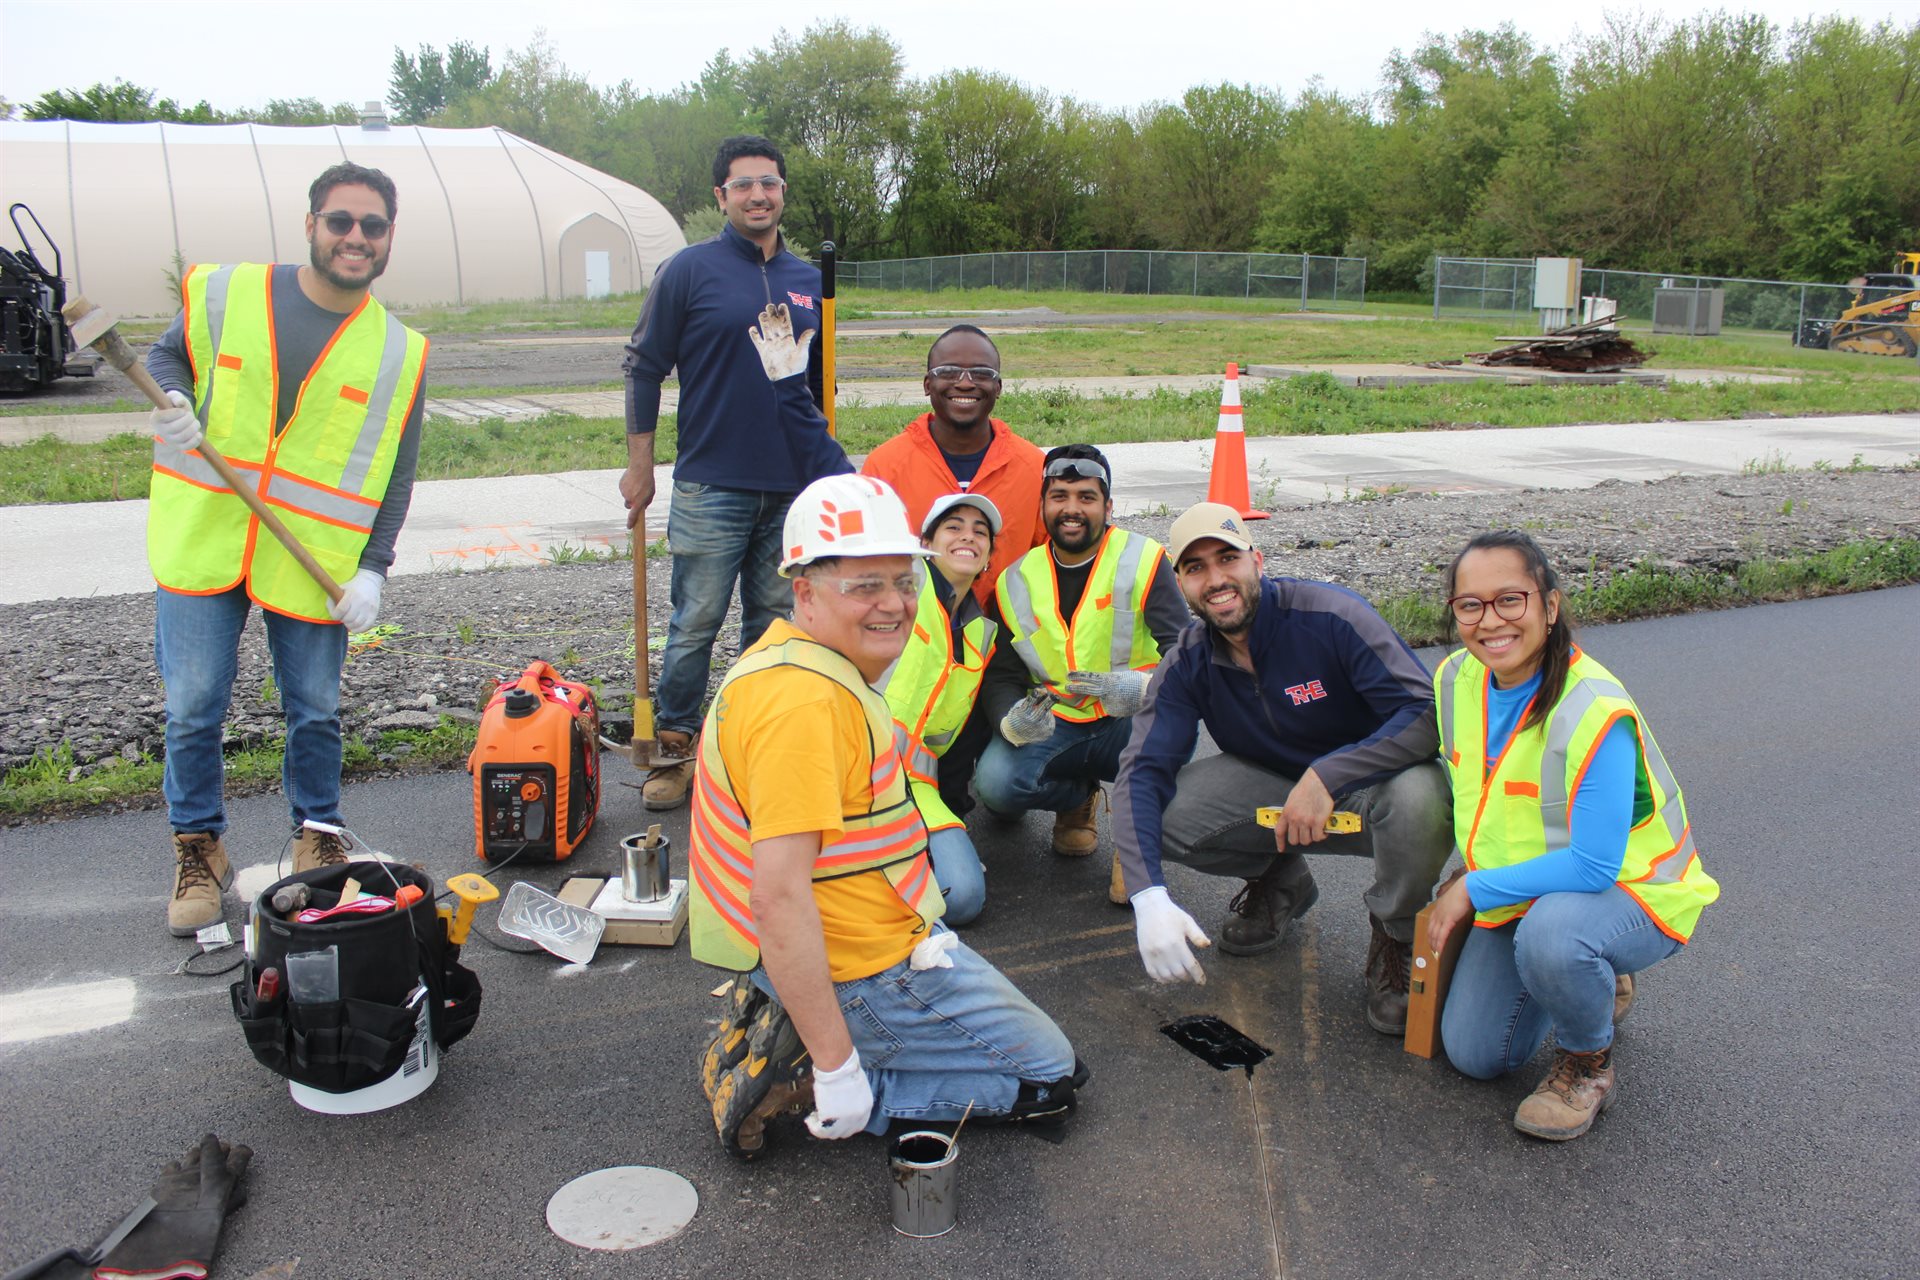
880, 577, 996, 782
994, 528, 1164, 722
689, 632, 944, 972
1436, 647, 1720, 942
149, 263, 427, 621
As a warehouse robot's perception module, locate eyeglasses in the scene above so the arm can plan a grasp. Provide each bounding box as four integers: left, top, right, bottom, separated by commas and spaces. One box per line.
929, 365, 1001, 383
721, 175, 786, 194
314, 210, 392, 239
1044, 456, 1110, 488
817, 573, 919, 602
1447, 590, 1535, 625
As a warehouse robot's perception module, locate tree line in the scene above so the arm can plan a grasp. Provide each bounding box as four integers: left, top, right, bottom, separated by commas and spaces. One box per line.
11, 14, 1918, 288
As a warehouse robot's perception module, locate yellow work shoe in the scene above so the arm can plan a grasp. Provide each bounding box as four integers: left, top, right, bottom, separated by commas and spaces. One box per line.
1108, 855, 1129, 906
1052, 787, 1102, 857
168, 832, 233, 937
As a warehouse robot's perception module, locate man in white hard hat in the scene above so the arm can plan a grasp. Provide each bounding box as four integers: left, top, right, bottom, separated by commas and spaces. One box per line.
688, 474, 1086, 1160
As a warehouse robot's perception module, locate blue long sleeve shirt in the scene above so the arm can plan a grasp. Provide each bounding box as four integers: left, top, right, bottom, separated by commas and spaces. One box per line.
621, 224, 850, 493
1458, 668, 1637, 909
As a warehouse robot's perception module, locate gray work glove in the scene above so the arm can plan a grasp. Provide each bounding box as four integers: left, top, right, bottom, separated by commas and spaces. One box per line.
95, 1133, 251, 1280
1065, 669, 1152, 718
999, 688, 1058, 746
747, 302, 814, 381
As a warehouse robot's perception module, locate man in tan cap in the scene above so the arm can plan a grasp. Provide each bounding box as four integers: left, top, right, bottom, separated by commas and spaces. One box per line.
1110, 502, 1451, 1035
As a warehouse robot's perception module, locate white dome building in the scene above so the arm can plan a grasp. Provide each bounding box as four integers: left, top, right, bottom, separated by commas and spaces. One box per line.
0, 113, 686, 315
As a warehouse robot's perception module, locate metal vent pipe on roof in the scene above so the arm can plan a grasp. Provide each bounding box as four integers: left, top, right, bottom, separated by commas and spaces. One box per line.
359, 102, 389, 131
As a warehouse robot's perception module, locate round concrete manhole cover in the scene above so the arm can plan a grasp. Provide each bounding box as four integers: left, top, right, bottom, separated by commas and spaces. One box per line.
546, 1166, 698, 1251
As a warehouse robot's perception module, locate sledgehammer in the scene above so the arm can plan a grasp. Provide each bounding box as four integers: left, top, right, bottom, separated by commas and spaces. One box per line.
62, 295, 344, 604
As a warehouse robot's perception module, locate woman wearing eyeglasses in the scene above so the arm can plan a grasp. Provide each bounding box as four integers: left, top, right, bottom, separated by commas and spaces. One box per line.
1426, 530, 1719, 1141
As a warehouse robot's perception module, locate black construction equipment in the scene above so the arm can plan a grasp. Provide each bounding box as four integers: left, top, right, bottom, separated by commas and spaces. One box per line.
0, 203, 99, 393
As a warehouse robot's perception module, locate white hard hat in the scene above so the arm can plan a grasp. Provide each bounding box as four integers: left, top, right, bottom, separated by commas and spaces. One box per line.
779, 474, 935, 576
921, 491, 1003, 537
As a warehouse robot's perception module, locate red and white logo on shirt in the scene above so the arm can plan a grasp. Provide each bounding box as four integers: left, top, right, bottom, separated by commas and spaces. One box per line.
1284, 680, 1328, 706
787, 291, 815, 310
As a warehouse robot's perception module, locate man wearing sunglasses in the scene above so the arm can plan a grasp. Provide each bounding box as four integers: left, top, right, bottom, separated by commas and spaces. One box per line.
860, 325, 1046, 606
975, 444, 1188, 861
690, 475, 1084, 1158
1109, 503, 1451, 1038
141, 162, 428, 935
621, 134, 852, 813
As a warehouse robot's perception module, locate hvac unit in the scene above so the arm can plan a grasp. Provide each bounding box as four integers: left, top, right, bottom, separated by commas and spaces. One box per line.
1652, 287, 1724, 336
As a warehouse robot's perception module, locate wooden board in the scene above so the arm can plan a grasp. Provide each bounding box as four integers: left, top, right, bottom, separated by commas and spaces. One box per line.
558, 877, 686, 947
1404, 900, 1470, 1059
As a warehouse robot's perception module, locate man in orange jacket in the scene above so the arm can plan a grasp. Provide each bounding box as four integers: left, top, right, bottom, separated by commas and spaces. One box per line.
861, 325, 1044, 605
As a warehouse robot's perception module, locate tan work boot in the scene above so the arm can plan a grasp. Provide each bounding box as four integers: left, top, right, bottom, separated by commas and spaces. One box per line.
1613, 973, 1636, 1025
1514, 1047, 1617, 1141
1052, 787, 1102, 857
291, 826, 351, 874
168, 832, 234, 937
1108, 855, 1129, 906
643, 732, 697, 812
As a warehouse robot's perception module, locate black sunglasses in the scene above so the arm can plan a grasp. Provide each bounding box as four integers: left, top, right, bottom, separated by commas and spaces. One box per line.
314, 210, 392, 239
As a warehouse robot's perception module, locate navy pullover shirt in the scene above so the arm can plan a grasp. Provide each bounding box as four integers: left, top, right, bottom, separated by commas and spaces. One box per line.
1113, 576, 1440, 890
622, 224, 852, 492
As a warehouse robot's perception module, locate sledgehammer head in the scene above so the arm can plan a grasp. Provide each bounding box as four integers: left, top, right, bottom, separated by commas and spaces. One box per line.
63, 295, 140, 374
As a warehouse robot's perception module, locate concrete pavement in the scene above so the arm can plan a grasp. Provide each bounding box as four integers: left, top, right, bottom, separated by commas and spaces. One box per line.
5, 411, 1917, 605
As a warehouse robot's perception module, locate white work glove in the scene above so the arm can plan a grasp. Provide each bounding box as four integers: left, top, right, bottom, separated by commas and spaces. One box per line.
1065, 669, 1152, 718
327, 568, 384, 632
910, 930, 959, 971
150, 389, 203, 452
805, 1047, 875, 1140
1131, 886, 1211, 985
747, 302, 814, 381
999, 688, 1058, 746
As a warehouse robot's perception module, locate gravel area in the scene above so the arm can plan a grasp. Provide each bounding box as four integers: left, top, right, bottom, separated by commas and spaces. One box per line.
4, 469, 1915, 806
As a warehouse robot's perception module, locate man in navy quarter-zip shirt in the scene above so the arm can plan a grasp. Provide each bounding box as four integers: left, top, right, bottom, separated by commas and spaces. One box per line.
1111, 503, 1452, 1037
620, 135, 853, 811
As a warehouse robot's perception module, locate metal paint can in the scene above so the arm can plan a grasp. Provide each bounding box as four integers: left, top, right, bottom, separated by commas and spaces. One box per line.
888, 1130, 958, 1237
620, 832, 671, 903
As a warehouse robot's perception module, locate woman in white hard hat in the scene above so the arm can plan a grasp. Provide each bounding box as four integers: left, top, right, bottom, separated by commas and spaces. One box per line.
878, 492, 1002, 924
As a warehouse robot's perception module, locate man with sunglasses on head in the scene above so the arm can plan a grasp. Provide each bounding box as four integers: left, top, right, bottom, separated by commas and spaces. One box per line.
975, 445, 1187, 863
142, 162, 428, 935
861, 325, 1046, 606
621, 134, 852, 814
1109, 503, 1451, 1038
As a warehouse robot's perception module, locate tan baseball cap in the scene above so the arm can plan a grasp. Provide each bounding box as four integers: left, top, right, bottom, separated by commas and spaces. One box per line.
1168, 502, 1256, 564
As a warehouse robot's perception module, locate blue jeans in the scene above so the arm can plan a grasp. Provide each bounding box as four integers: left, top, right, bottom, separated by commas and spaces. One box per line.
1441, 886, 1684, 1077
974, 714, 1134, 815
657, 482, 794, 736
927, 827, 986, 925
154, 586, 348, 835
754, 928, 1076, 1134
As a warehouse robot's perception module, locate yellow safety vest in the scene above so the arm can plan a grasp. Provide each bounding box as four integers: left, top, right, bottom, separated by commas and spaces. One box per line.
689, 630, 945, 972
1436, 646, 1720, 942
994, 528, 1165, 722
148, 263, 428, 621
879, 576, 997, 831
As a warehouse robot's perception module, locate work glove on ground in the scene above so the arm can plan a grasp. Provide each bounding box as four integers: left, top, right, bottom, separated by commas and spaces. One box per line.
95, 1133, 252, 1280
805, 1048, 875, 1140
999, 688, 1058, 746
1132, 886, 1211, 985
1064, 669, 1152, 718
149, 389, 203, 453
327, 568, 384, 633
747, 302, 814, 381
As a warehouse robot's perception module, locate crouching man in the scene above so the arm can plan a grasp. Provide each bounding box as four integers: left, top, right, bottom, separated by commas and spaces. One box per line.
690, 475, 1086, 1158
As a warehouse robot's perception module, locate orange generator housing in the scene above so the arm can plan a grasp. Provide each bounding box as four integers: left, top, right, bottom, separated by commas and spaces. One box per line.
468, 660, 601, 861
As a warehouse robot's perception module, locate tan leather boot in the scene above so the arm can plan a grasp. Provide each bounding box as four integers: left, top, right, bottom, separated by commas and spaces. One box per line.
291, 826, 351, 873
1613, 973, 1636, 1024
168, 832, 233, 937
1514, 1047, 1616, 1141
1052, 787, 1101, 857
643, 732, 697, 811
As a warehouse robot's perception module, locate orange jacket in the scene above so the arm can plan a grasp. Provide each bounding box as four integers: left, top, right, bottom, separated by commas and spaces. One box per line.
861, 413, 1046, 604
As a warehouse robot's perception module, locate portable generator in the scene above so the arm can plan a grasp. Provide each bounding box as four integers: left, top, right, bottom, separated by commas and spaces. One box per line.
468, 660, 600, 861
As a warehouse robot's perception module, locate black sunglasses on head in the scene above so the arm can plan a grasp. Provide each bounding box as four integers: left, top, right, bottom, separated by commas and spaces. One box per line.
314, 210, 392, 239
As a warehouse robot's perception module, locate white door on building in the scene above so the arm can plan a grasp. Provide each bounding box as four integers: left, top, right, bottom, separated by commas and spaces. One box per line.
584, 251, 611, 300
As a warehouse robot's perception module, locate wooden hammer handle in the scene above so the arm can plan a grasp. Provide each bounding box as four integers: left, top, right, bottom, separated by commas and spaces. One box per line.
97, 327, 344, 604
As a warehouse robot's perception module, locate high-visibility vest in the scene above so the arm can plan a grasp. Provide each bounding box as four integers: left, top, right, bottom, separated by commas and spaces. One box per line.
689, 630, 945, 972
879, 576, 997, 831
148, 263, 428, 622
994, 528, 1165, 722
1436, 646, 1720, 942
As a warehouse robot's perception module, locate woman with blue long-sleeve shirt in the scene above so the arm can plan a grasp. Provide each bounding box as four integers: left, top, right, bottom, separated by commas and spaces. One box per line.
1426, 531, 1720, 1141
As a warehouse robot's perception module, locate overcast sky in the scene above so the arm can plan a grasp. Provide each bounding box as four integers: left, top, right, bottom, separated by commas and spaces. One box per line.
4, 0, 1914, 115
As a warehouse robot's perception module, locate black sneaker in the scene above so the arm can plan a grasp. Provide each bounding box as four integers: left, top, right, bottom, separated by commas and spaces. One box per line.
701, 978, 769, 1103
710, 999, 812, 1160
1001, 1058, 1092, 1128
1218, 855, 1319, 956
1364, 915, 1413, 1036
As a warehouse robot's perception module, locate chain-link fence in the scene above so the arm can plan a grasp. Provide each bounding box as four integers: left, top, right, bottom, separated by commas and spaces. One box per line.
841, 250, 1367, 308
1433, 257, 1875, 337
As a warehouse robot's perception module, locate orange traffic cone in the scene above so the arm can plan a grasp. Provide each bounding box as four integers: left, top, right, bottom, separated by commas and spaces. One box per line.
1205, 362, 1268, 519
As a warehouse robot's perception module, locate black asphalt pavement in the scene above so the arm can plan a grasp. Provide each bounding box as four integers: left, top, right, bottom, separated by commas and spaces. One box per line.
3, 587, 1915, 1279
